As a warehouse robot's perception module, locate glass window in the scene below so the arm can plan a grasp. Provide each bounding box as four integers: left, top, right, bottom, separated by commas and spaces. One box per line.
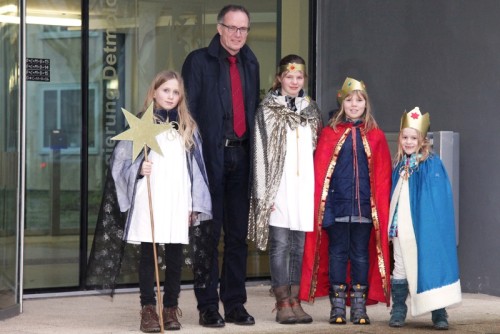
40, 85, 98, 153
24, 0, 82, 290
87, 0, 280, 285
0, 0, 21, 316
17, 0, 310, 292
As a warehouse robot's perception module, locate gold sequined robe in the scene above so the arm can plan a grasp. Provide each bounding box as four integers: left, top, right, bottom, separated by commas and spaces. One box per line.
248, 92, 322, 251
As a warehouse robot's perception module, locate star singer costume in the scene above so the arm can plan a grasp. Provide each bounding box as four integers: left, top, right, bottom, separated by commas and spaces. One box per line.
87, 109, 213, 292
299, 123, 392, 305
248, 90, 322, 251
389, 108, 461, 317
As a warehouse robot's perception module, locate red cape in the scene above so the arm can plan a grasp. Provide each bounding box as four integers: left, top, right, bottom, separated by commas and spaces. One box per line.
299, 124, 392, 306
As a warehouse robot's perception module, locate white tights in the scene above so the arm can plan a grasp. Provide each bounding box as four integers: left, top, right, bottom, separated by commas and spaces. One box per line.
392, 237, 407, 280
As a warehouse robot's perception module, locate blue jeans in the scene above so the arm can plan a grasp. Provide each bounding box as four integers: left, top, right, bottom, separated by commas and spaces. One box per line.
194, 145, 250, 314
269, 225, 305, 287
325, 222, 372, 285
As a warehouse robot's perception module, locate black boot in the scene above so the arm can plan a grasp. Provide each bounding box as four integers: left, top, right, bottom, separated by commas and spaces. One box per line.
350, 284, 370, 325
329, 284, 347, 324
389, 279, 408, 327
432, 308, 449, 330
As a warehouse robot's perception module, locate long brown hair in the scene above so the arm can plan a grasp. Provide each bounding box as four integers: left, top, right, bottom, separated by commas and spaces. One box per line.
141, 70, 197, 150
328, 90, 378, 133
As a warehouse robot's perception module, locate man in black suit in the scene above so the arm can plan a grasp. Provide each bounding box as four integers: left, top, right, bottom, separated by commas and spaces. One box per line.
181, 4, 260, 328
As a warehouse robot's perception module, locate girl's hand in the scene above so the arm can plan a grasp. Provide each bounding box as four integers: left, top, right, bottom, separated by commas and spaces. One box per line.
140, 161, 153, 176
189, 211, 200, 226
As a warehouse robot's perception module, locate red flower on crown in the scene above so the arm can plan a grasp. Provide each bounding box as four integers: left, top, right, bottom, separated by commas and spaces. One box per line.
410, 112, 420, 119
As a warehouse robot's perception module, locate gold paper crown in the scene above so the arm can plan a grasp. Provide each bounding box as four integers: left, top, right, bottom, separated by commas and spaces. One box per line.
400, 107, 430, 137
279, 62, 306, 73
337, 77, 367, 103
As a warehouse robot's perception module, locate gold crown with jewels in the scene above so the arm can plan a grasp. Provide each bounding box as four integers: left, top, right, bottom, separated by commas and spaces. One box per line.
337, 77, 367, 103
279, 62, 306, 73
400, 107, 430, 137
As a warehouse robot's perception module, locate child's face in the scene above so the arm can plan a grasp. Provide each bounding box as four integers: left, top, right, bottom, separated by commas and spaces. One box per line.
342, 92, 366, 121
400, 127, 419, 155
154, 78, 180, 110
279, 70, 305, 97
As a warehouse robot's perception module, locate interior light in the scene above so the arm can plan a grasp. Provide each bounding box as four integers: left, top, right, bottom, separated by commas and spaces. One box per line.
0, 4, 81, 27
0, 4, 17, 15
27, 16, 81, 26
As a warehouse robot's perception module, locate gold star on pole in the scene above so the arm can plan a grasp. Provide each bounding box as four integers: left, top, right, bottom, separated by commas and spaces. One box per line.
111, 102, 167, 162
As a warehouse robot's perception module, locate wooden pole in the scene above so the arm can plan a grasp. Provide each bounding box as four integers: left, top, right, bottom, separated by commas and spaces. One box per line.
144, 145, 164, 333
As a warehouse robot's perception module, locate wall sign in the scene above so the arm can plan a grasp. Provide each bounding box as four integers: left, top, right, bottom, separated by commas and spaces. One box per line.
26, 58, 50, 82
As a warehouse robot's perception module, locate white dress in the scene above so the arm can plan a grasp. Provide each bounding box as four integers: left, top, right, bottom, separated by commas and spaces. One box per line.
269, 96, 315, 232
126, 129, 191, 245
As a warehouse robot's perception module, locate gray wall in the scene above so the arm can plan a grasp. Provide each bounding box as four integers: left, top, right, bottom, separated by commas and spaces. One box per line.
316, 0, 500, 296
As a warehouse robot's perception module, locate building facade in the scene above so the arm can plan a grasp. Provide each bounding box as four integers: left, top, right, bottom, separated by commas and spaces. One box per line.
5, 0, 500, 321
0, 0, 314, 318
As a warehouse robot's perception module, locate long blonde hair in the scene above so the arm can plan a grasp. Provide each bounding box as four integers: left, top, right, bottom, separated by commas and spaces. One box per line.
393, 128, 431, 164
328, 90, 378, 132
141, 70, 197, 150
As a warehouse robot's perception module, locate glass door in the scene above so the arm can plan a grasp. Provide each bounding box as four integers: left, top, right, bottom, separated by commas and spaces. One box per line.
23, 0, 82, 289
0, 0, 21, 319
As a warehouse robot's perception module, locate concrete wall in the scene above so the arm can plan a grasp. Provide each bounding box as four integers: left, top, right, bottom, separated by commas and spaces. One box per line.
316, 0, 500, 296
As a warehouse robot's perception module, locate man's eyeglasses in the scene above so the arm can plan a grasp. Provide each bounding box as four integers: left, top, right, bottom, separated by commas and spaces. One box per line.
219, 23, 250, 35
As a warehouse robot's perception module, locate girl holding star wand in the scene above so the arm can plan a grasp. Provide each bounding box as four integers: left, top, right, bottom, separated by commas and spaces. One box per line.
87, 70, 212, 333
388, 107, 461, 330
129, 70, 212, 332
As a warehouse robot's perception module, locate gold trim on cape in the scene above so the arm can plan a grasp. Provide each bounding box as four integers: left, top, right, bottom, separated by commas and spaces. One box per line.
308, 127, 350, 301
308, 127, 389, 302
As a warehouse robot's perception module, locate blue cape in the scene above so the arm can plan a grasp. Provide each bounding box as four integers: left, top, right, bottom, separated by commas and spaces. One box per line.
391, 154, 461, 315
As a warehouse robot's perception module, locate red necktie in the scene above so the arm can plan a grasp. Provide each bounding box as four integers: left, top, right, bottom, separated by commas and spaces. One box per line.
228, 56, 246, 137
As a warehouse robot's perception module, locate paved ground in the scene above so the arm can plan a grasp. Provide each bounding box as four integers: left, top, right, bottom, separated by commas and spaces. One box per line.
1, 283, 500, 333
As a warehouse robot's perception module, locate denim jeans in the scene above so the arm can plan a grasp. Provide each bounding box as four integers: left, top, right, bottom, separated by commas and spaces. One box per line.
139, 242, 183, 308
325, 222, 372, 285
269, 225, 306, 287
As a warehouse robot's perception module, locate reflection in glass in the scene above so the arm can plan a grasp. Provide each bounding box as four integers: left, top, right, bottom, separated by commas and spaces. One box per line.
0, 0, 20, 317
4, 0, 311, 295
24, 0, 82, 289
87, 1, 279, 285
